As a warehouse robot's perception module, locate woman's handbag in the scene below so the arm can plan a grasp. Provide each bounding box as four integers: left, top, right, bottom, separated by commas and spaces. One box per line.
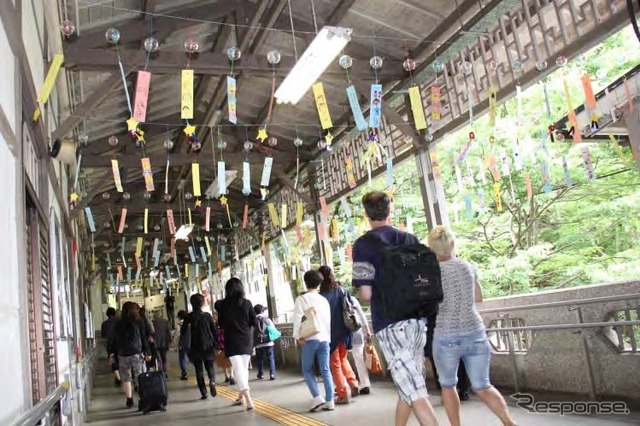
365, 344, 383, 374
298, 295, 321, 339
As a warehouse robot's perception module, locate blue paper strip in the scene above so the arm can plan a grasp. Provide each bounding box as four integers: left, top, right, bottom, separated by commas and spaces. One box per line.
84, 207, 96, 233
176, 264, 181, 278
463, 194, 473, 220
346, 85, 367, 131
207, 262, 212, 277
218, 161, 226, 195
541, 162, 553, 193
154, 252, 160, 268
386, 157, 393, 188
165, 265, 171, 279
135, 268, 141, 280
369, 84, 383, 128
189, 246, 196, 263
126, 267, 132, 281
200, 246, 207, 261
118, 59, 132, 113
221, 245, 226, 262
242, 161, 251, 195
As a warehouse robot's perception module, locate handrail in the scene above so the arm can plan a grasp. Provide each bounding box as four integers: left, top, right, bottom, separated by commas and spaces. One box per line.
486, 319, 640, 333
479, 293, 640, 314
13, 381, 70, 426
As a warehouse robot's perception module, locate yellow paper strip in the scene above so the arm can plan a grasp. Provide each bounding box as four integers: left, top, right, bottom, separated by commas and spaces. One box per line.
296, 201, 304, 226
111, 159, 123, 192
38, 53, 64, 104
493, 182, 503, 213
268, 203, 279, 227
408, 86, 427, 130
609, 135, 626, 163
136, 237, 143, 258
185, 264, 189, 278
312, 82, 333, 129
144, 208, 148, 234
205, 236, 211, 256
192, 163, 201, 197
281, 203, 287, 228
181, 69, 194, 119
188, 207, 192, 226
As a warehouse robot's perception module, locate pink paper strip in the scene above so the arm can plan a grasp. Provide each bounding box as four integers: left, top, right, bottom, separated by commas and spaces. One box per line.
317, 221, 327, 241
319, 196, 329, 219
133, 71, 151, 123
135, 256, 142, 269
170, 238, 176, 258
294, 225, 303, 243
118, 208, 127, 233
205, 206, 211, 231
242, 205, 249, 229
167, 209, 176, 234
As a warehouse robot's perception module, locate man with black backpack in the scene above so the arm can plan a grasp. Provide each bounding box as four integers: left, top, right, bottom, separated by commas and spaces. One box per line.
184, 294, 218, 400
352, 191, 441, 426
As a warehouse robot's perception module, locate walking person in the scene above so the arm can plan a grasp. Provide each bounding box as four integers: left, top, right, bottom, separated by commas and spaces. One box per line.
212, 310, 236, 385
318, 266, 359, 404
184, 294, 218, 400
253, 304, 277, 380
350, 295, 372, 395
108, 302, 151, 408
101, 307, 121, 387
176, 310, 189, 380
139, 307, 156, 371
215, 278, 257, 410
293, 270, 335, 412
152, 312, 172, 378
428, 226, 518, 426
352, 191, 440, 426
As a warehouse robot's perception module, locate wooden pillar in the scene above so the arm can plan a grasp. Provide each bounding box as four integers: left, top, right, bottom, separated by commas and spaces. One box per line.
415, 146, 449, 230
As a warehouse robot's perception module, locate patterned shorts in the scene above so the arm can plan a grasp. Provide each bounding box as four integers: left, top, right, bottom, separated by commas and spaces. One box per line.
118, 354, 144, 382
376, 319, 428, 404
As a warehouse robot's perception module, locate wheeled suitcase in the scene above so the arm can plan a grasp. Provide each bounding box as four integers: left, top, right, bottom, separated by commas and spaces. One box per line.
137, 370, 168, 414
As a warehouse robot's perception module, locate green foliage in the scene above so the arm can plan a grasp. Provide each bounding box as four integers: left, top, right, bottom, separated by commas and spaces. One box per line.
324, 26, 640, 298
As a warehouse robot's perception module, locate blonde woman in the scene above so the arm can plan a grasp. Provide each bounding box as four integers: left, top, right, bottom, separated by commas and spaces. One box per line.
428, 226, 517, 426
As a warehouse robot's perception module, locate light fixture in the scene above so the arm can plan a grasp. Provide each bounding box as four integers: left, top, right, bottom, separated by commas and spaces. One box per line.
175, 224, 194, 241
275, 26, 352, 105
205, 170, 238, 199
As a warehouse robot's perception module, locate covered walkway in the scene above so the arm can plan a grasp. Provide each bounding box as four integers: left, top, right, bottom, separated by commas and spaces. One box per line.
86, 355, 639, 426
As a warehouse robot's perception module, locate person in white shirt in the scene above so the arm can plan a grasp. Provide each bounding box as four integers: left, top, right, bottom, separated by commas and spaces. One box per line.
350, 296, 372, 395
293, 270, 335, 412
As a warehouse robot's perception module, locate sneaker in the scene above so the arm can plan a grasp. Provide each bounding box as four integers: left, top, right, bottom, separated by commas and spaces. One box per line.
336, 396, 350, 405
210, 384, 217, 397
180, 374, 188, 381
322, 400, 335, 411
200, 394, 208, 400
257, 373, 264, 380
225, 377, 230, 383
269, 374, 276, 381
350, 386, 359, 398
458, 390, 469, 401
126, 397, 134, 408
359, 387, 371, 395
309, 395, 325, 412
229, 378, 236, 386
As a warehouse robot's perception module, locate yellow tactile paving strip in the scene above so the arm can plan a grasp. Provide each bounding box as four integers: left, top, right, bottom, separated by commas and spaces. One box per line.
171, 367, 327, 426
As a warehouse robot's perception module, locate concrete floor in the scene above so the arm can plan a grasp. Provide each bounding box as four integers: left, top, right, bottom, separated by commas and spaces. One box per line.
88, 354, 640, 426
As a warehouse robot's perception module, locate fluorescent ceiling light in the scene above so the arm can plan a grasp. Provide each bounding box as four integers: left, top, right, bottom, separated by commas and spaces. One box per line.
205, 170, 238, 199
175, 224, 194, 241
275, 26, 352, 105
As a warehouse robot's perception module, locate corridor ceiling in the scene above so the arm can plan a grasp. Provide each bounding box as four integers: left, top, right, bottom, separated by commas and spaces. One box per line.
55, 0, 511, 263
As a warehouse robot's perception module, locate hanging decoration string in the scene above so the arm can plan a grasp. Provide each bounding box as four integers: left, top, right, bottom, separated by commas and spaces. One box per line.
116, 44, 132, 114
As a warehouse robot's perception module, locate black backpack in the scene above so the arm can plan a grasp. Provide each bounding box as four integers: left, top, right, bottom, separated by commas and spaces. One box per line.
188, 312, 216, 353
364, 232, 443, 321
340, 288, 362, 332
254, 317, 270, 345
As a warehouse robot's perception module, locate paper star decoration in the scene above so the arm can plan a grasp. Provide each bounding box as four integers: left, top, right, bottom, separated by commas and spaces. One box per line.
257, 127, 268, 142
70, 192, 79, 202
183, 124, 196, 136
259, 188, 269, 200
195, 199, 202, 207
219, 195, 227, 205
135, 128, 145, 143
126, 117, 139, 132
325, 132, 334, 146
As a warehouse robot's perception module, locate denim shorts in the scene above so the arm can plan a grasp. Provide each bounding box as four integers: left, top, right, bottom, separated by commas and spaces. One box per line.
432, 330, 492, 391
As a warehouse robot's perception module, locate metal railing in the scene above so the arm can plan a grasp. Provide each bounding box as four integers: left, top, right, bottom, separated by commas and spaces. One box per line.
12, 381, 69, 426
478, 293, 640, 315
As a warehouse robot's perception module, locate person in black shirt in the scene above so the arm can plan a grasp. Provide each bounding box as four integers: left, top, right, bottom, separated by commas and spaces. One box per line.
108, 302, 151, 408
185, 294, 218, 399
165, 293, 176, 329
216, 278, 257, 410
101, 307, 121, 387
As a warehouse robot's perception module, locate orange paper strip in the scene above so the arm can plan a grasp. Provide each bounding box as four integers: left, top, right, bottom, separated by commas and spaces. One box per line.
525, 171, 533, 202
133, 70, 151, 123
346, 156, 356, 188
294, 225, 304, 243
242, 204, 249, 229
581, 74, 597, 111
118, 208, 127, 233
141, 157, 155, 191
166, 209, 176, 234
568, 111, 582, 143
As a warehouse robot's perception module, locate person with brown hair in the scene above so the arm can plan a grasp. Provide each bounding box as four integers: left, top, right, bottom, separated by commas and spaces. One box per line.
319, 265, 359, 404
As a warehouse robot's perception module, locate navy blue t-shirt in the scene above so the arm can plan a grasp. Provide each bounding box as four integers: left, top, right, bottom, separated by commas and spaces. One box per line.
352, 226, 419, 333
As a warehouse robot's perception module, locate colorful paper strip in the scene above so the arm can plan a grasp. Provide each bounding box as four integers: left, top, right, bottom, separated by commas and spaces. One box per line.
111, 159, 123, 192
346, 156, 356, 189
136, 237, 143, 258
581, 146, 595, 180
296, 201, 304, 226
118, 208, 127, 233
267, 203, 279, 227
192, 163, 201, 197
261, 157, 273, 187
205, 206, 211, 231
144, 207, 149, 234
242, 204, 249, 229
488, 86, 497, 127
312, 82, 333, 129
37, 53, 64, 104
242, 161, 251, 195
141, 158, 155, 191
431, 86, 441, 120
181, 69, 194, 119
281, 203, 287, 228
408, 86, 427, 130
166, 209, 176, 234
84, 207, 96, 233
346, 85, 367, 131
133, 70, 151, 123
369, 84, 383, 128
217, 161, 226, 195
319, 196, 329, 219
227, 76, 237, 124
